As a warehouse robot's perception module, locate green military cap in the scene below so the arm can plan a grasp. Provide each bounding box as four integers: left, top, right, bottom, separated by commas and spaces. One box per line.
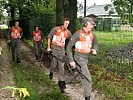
82, 17, 95, 25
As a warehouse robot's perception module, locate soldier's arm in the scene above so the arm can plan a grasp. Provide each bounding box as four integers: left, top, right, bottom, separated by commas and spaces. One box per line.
47, 27, 57, 51
20, 28, 23, 38
91, 33, 98, 55
66, 32, 80, 63
67, 30, 72, 39
40, 31, 44, 41
48, 27, 57, 39
7, 28, 12, 41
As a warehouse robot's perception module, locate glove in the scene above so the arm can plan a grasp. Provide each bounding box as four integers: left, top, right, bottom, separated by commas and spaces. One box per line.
0, 47, 2, 55
41, 40, 44, 47
8, 40, 11, 43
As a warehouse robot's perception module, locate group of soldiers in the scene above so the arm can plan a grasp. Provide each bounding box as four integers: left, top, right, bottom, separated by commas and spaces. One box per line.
7, 17, 98, 100
7, 22, 44, 61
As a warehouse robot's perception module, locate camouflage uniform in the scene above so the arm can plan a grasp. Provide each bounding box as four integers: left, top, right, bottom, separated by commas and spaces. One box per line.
48, 26, 72, 81
8, 26, 23, 63
66, 28, 98, 98
32, 30, 43, 60
48, 26, 72, 93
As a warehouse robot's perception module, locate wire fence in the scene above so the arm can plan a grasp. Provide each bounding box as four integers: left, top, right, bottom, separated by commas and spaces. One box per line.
91, 27, 133, 81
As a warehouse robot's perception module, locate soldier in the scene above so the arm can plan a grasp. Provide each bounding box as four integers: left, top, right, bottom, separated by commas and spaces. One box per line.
66, 17, 98, 100
8, 21, 23, 63
32, 25, 44, 60
47, 18, 72, 93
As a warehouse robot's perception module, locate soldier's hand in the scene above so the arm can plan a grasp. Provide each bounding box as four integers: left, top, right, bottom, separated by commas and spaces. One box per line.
0, 47, 2, 55
41, 40, 43, 43
19, 36, 22, 38
70, 62, 76, 68
91, 49, 97, 55
8, 40, 11, 43
47, 48, 51, 52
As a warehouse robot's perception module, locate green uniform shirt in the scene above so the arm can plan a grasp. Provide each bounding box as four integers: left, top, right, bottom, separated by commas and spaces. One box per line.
32, 30, 44, 41
48, 26, 72, 51
8, 27, 23, 40
66, 28, 98, 62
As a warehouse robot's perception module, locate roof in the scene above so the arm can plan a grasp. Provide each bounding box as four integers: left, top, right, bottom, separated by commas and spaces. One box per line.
86, 14, 98, 17
77, 4, 118, 17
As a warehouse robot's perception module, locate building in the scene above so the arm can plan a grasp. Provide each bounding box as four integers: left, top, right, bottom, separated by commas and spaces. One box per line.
77, 4, 121, 31
77, 4, 118, 18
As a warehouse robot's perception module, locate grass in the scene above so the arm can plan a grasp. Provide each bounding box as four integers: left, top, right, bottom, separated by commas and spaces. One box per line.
95, 31, 132, 44
12, 50, 69, 100
91, 63, 133, 99
12, 63, 38, 100
90, 30, 133, 99
23, 30, 133, 99
23, 38, 47, 49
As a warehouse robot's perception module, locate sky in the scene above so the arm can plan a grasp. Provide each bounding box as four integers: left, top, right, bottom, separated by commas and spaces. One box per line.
77, 0, 112, 6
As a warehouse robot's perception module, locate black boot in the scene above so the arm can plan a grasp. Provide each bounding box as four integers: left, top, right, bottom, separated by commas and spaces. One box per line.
35, 55, 39, 60
49, 72, 53, 79
85, 96, 90, 100
12, 55, 15, 61
17, 57, 21, 63
58, 81, 66, 93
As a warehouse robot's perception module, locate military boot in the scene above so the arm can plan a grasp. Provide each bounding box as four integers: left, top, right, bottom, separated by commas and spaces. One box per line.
85, 96, 90, 100
35, 55, 39, 60
17, 57, 21, 63
49, 72, 53, 79
58, 81, 66, 93
12, 55, 15, 61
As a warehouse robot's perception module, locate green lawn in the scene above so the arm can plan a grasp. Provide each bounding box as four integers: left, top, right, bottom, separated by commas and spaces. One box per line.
95, 31, 132, 47
93, 31, 133, 79
90, 31, 133, 99
23, 31, 133, 99
12, 50, 69, 100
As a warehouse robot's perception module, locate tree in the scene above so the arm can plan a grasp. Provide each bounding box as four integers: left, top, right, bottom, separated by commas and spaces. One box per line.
63, 0, 77, 33
0, 0, 5, 20
106, 0, 133, 25
4, 0, 55, 20
56, 0, 77, 33
56, 0, 63, 26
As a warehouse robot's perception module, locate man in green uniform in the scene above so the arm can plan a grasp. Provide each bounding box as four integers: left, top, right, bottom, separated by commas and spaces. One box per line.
66, 17, 98, 100
8, 21, 23, 63
47, 18, 72, 93
32, 25, 44, 60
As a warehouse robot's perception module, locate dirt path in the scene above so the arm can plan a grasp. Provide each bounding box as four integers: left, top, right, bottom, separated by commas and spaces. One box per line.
20, 42, 104, 100
0, 39, 19, 100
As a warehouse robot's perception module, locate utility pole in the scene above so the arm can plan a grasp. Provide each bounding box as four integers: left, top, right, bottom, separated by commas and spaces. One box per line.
84, 0, 86, 17
129, 0, 133, 26
131, 1, 133, 26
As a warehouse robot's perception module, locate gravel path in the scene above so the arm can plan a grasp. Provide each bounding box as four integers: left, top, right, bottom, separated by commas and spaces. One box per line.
0, 39, 19, 100
20, 42, 104, 100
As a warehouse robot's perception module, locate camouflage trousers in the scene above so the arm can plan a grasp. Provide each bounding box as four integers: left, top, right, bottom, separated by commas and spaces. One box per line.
74, 55, 92, 97
50, 49, 65, 81
10, 39, 20, 60
33, 41, 42, 56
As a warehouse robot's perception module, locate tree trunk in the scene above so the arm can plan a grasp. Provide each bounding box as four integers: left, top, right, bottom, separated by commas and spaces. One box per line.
10, 7, 15, 20
19, 7, 22, 19
56, 0, 64, 26
63, 0, 77, 33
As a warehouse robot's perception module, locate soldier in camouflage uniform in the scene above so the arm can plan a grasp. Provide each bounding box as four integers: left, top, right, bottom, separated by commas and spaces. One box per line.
32, 25, 43, 60
47, 18, 72, 93
8, 21, 23, 63
66, 17, 98, 100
